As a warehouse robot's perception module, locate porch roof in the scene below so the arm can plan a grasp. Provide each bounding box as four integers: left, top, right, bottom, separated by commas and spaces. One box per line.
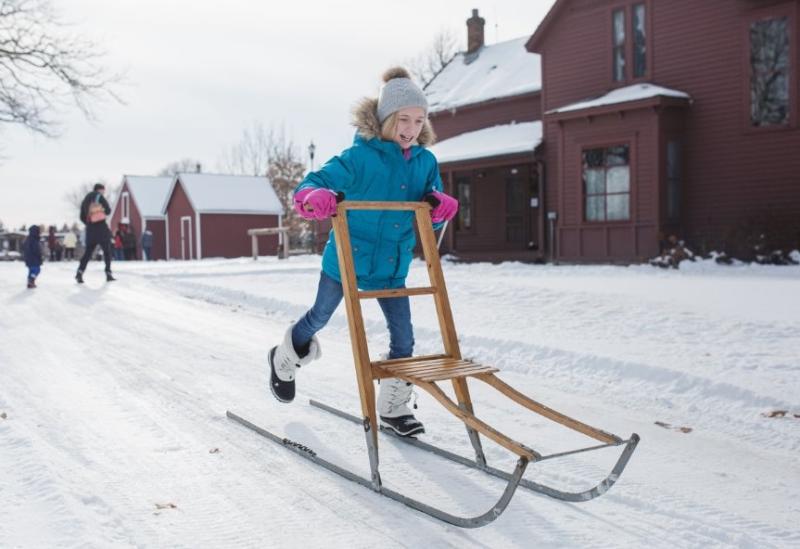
429, 121, 542, 165
546, 83, 691, 117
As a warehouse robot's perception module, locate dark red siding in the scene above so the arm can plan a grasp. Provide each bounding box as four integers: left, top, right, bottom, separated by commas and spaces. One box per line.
144, 219, 166, 260
552, 108, 665, 261
200, 214, 279, 259
164, 181, 195, 260
110, 182, 144, 259
430, 92, 542, 141
533, 0, 800, 259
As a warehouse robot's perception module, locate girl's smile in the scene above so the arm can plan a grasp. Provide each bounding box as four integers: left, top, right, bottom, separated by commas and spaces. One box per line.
392, 106, 426, 149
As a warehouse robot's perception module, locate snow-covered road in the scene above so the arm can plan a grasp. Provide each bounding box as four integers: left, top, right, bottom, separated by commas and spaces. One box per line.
1, 257, 798, 548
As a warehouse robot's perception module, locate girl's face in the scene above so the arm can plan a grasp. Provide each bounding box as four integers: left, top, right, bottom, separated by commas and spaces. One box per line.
392, 107, 426, 149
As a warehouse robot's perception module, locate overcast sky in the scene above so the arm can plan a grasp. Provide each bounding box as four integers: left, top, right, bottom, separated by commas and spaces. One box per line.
0, 0, 555, 228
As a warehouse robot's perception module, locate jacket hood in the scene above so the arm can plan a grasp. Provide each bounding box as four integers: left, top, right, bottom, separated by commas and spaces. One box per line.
29, 225, 40, 237
351, 97, 436, 147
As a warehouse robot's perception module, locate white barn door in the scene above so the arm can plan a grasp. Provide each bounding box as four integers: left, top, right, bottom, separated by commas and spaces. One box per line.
180, 216, 193, 260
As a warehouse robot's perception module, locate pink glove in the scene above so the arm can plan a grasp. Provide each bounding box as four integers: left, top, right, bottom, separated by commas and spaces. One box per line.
427, 191, 459, 223
294, 188, 338, 220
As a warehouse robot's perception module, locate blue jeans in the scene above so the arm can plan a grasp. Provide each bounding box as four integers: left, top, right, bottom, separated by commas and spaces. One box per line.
292, 271, 414, 359
28, 265, 41, 279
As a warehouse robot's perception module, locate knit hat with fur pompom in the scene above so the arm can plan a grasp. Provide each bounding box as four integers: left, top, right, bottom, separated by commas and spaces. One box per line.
376, 67, 428, 123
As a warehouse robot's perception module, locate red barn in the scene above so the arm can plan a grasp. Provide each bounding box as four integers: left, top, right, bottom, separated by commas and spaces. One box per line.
528, 0, 800, 262
427, 10, 545, 261
162, 173, 284, 260
110, 175, 173, 260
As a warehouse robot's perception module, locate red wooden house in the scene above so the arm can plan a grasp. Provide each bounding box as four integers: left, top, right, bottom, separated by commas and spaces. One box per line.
162, 173, 284, 260
110, 175, 173, 260
528, 0, 800, 262
427, 10, 546, 261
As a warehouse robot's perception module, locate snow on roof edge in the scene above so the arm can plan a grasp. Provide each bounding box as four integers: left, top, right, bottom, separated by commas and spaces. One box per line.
546, 83, 691, 115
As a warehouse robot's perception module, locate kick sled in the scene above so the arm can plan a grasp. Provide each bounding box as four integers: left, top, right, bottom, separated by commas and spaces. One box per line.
228, 199, 639, 528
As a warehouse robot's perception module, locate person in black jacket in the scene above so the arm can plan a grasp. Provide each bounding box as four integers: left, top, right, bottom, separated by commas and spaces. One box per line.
76, 183, 116, 283
23, 225, 43, 289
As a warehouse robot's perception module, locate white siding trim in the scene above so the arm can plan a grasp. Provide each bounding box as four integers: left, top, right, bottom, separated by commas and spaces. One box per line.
195, 212, 202, 260
165, 212, 170, 260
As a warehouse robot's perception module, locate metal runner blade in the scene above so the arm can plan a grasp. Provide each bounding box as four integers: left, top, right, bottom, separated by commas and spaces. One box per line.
308, 399, 640, 503
226, 410, 528, 528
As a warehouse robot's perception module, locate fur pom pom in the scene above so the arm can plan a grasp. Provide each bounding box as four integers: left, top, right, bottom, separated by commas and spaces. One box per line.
382, 67, 411, 82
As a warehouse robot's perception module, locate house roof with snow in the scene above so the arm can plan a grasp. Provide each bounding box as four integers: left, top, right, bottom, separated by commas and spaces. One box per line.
429, 121, 542, 165
425, 36, 541, 113
546, 83, 692, 117
164, 173, 284, 215
120, 175, 174, 219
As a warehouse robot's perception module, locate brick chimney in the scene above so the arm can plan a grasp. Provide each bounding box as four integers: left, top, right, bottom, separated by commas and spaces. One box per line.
466, 9, 485, 54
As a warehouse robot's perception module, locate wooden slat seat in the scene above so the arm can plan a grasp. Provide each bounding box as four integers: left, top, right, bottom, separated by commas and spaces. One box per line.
373, 357, 498, 382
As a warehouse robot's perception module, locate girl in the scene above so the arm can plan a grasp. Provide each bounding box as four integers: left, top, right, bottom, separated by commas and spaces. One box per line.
268, 67, 458, 437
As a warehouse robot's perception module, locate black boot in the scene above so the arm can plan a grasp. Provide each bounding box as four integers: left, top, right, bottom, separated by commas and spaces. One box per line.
27, 278, 36, 289
106, 271, 116, 282
76, 271, 84, 284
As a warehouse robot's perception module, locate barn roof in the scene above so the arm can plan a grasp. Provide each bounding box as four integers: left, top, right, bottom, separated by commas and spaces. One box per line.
546, 83, 691, 116
425, 36, 541, 113
122, 175, 173, 218
166, 173, 284, 215
429, 121, 542, 165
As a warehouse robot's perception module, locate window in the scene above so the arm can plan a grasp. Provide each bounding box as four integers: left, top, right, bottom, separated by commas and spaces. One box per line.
750, 16, 790, 126
455, 179, 472, 230
612, 3, 648, 83
505, 174, 525, 243
612, 9, 626, 82
583, 145, 630, 222
666, 141, 681, 221
122, 192, 130, 220
632, 3, 646, 78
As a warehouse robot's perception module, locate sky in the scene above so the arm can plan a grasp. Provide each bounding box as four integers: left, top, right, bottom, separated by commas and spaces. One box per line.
0, 0, 556, 229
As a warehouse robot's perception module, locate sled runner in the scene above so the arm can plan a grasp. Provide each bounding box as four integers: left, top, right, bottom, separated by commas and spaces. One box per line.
228, 200, 639, 528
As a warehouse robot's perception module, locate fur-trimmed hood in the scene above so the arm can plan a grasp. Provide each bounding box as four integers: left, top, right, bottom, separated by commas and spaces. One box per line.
351, 97, 436, 147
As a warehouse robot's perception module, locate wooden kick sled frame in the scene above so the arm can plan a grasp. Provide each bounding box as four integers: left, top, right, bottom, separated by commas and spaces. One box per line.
228, 200, 639, 528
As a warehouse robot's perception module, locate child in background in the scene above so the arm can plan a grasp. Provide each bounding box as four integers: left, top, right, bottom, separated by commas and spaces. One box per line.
23, 225, 43, 289
267, 67, 458, 437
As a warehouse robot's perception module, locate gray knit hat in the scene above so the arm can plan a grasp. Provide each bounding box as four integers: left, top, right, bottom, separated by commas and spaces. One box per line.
376, 67, 428, 123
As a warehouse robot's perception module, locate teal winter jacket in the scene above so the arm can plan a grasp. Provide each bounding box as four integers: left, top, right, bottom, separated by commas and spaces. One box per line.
296, 98, 443, 290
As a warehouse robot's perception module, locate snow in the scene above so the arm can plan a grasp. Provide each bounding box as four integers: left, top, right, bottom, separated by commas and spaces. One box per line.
168, 173, 284, 215
425, 37, 541, 113
122, 175, 173, 218
1, 257, 799, 547
547, 83, 691, 114
429, 121, 542, 164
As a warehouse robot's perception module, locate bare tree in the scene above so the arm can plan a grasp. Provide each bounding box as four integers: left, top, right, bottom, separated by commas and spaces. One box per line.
217, 121, 272, 176
0, 0, 123, 137
407, 28, 460, 87
63, 181, 96, 212
218, 123, 309, 247
157, 158, 202, 176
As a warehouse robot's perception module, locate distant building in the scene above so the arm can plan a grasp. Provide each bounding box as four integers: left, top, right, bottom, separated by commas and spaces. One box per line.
110, 175, 173, 260
427, 10, 545, 262
427, 3, 800, 263
161, 173, 284, 260
527, 0, 800, 261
